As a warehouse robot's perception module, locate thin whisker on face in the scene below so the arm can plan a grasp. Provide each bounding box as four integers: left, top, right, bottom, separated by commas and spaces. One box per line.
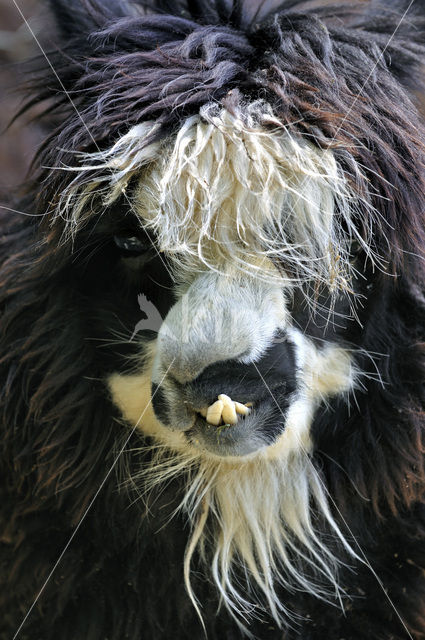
72, 237, 111, 266
317, 451, 371, 503
0, 204, 49, 218
331, 0, 416, 144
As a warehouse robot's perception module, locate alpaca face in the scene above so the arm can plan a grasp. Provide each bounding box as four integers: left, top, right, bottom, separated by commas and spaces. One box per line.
110, 272, 355, 459
97, 104, 360, 460
99, 112, 361, 621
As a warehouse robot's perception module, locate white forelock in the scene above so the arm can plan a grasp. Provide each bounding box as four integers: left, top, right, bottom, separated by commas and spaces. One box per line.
59, 100, 380, 301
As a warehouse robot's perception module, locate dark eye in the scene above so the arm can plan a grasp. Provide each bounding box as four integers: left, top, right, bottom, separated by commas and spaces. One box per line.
113, 233, 153, 257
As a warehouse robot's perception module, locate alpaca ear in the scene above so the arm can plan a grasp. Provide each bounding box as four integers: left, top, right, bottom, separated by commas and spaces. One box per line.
47, 0, 137, 40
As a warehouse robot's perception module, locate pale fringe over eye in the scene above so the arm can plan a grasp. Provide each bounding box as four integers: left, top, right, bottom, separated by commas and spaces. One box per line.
58, 101, 380, 294
133, 443, 358, 636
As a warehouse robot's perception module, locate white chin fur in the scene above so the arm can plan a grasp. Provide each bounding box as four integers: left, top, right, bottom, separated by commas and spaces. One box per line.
109, 332, 358, 633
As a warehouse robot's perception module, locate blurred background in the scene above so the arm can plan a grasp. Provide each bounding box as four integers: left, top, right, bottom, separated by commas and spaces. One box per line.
0, 0, 44, 193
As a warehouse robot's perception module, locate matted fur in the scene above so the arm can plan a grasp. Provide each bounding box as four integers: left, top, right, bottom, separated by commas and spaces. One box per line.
60, 101, 379, 298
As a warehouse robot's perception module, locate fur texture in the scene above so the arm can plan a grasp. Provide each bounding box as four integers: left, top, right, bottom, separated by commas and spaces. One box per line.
1, 1, 425, 639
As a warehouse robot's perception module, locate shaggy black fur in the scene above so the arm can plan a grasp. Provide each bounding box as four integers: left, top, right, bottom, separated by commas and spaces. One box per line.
1, 1, 425, 639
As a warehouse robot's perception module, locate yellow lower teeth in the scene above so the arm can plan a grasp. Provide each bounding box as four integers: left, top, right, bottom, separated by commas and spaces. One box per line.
203, 395, 251, 426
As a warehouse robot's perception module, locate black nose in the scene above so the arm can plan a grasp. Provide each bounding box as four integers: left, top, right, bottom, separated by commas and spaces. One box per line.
152, 336, 297, 426
185, 336, 297, 410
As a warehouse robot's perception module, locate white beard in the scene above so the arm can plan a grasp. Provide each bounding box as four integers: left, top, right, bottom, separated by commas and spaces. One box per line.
136, 433, 357, 635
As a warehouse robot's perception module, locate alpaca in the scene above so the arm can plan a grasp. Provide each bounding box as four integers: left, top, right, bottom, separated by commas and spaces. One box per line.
1, 1, 425, 638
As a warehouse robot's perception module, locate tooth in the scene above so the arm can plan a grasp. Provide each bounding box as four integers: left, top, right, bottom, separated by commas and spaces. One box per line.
218, 394, 238, 425
222, 402, 237, 425
206, 400, 224, 426
234, 402, 251, 416
199, 408, 208, 418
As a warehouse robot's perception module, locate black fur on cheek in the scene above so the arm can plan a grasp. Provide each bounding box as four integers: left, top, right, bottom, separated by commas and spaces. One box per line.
151, 382, 171, 426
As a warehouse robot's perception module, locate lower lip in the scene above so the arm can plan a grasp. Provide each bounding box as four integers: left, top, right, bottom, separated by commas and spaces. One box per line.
186, 409, 263, 458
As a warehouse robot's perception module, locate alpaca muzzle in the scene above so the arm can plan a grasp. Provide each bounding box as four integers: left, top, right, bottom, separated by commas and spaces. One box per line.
151, 287, 297, 456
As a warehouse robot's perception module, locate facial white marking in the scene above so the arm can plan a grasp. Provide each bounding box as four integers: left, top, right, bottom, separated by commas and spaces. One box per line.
108, 330, 358, 631
59, 100, 381, 303
108, 344, 186, 450
263, 328, 357, 462
135, 428, 358, 635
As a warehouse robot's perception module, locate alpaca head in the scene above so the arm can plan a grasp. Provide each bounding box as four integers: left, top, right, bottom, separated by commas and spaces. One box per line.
16, 0, 425, 631
103, 102, 361, 461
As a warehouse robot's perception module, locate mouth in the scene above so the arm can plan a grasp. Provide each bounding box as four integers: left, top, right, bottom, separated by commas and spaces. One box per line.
196, 393, 253, 427
187, 391, 288, 458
